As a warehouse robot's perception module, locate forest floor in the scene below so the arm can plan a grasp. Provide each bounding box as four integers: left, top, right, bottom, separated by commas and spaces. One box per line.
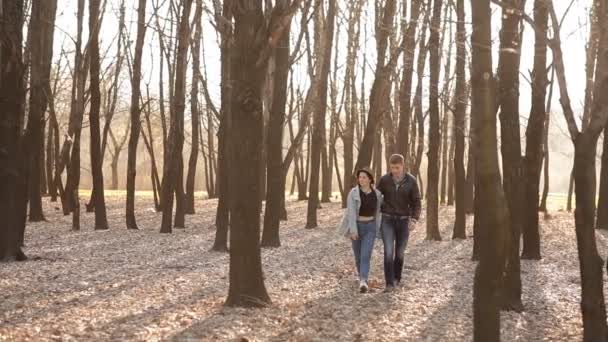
1, 191, 606, 341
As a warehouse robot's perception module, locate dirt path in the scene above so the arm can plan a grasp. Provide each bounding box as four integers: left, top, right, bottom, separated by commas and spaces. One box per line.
0, 193, 603, 341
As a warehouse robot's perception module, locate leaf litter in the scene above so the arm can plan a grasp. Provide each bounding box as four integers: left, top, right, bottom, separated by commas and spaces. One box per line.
0, 193, 604, 341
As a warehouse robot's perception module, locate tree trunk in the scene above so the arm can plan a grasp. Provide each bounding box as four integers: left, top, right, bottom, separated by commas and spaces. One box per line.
471, 1, 511, 340
262, 0, 294, 248
26, 0, 58, 222
88, 0, 109, 230
452, 0, 467, 240
46, 118, 56, 200
412, 9, 430, 181
426, 0, 443, 241
598, 127, 608, 229
497, 0, 525, 312
539, 68, 554, 213
522, 0, 547, 260
306, 0, 337, 229
225, 0, 279, 308
212, 0, 233, 252
341, 0, 363, 208
185, 0, 203, 215
547, 0, 608, 337
125, 0, 147, 229
64, 0, 87, 223
160, 0, 192, 233
440, 111, 449, 205
353, 0, 400, 174
0, 0, 28, 261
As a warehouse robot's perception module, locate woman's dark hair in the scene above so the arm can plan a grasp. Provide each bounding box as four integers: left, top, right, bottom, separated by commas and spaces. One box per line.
356, 167, 375, 185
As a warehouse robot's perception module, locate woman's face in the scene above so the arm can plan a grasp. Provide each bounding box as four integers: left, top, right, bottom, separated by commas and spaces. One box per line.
358, 172, 371, 188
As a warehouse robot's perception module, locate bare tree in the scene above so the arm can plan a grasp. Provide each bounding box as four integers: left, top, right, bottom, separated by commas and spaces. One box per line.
452, 0, 467, 240
305, 0, 337, 229
211, 0, 233, 252
353, 0, 401, 175
426, 0, 443, 241
544, 0, 608, 338
522, 0, 548, 260
160, 0, 193, 233
25, 0, 58, 222
88, 0, 109, 230
470, 0, 510, 339
185, 0, 203, 215
497, 0, 525, 312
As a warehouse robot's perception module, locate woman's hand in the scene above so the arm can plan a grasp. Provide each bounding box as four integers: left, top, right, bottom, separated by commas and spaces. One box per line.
350, 233, 358, 240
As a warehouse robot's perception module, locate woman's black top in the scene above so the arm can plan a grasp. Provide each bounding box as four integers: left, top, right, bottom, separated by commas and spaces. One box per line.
358, 188, 377, 217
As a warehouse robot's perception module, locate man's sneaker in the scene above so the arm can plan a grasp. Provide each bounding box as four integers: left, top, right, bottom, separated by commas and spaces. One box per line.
383, 285, 395, 293
359, 281, 369, 293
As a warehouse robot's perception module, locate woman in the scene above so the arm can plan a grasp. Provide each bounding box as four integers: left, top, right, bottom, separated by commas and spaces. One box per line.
338, 167, 383, 293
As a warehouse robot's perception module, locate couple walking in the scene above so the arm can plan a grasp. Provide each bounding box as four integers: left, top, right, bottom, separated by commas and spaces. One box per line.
338, 154, 421, 293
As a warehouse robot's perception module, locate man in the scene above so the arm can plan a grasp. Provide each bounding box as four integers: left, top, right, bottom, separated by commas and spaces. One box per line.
376, 154, 421, 292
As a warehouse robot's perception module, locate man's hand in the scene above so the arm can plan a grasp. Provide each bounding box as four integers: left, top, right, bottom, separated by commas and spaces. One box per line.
350, 233, 359, 240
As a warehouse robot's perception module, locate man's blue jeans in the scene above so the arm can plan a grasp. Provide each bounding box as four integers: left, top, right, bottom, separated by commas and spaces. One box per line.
381, 215, 410, 286
351, 220, 377, 282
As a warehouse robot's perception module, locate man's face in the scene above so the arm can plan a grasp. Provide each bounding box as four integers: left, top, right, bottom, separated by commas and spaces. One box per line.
390, 163, 404, 178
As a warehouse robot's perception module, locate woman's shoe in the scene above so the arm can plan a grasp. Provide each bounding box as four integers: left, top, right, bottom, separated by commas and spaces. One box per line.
359, 281, 369, 293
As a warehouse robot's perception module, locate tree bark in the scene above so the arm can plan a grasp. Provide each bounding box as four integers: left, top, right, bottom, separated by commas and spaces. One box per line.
353, 0, 400, 175
522, 0, 548, 260
225, 0, 287, 308
497, 0, 525, 312
426, 0, 443, 241
598, 126, 608, 229
262, 0, 294, 247
185, 0, 203, 215
471, 1, 510, 339
212, 0, 233, 252
160, 0, 192, 233
547, 0, 608, 338
88, 0, 109, 230
0, 0, 28, 261
25, 0, 57, 222
452, 0, 467, 240
306, 0, 337, 229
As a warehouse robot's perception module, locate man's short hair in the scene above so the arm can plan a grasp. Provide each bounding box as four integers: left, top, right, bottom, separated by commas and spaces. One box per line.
389, 154, 405, 165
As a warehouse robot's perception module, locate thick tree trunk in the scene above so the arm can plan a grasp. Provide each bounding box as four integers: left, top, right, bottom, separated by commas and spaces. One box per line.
497, 0, 524, 312
452, 0, 467, 240
26, 0, 58, 222
471, 1, 510, 339
0, 0, 28, 261
88, 0, 109, 230
426, 0, 443, 241
225, 1, 278, 308
160, 0, 192, 233
522, 0, 547, 260
306, 0, 337, 229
